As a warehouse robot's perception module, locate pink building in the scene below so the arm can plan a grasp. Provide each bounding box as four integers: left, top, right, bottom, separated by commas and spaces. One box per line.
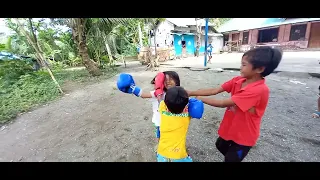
218, 18, 320, 51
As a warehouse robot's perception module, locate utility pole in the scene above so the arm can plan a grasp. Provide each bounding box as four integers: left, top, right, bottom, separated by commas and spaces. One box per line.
204, 18, 209, 67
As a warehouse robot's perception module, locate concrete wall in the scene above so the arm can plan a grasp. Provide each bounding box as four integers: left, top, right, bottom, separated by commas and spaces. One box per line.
150, 20, 174, 47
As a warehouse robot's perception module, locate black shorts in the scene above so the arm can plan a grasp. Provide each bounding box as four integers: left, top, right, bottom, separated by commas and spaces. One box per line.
215, 137, 252, 162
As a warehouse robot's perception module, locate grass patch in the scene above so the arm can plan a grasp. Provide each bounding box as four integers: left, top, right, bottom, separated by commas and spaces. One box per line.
0, 68, 118, 125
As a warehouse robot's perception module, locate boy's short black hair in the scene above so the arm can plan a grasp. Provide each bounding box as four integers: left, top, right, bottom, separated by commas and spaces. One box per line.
243, 46, 283, 77
150, 71, 180, 87
164, 86, 189, 114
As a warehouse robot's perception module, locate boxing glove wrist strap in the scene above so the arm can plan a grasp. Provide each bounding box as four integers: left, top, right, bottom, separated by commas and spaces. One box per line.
131, 85, 142, 97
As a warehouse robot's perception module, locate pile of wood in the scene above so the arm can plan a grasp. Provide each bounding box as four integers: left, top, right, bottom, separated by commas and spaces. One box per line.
138, 47, 171, 64
138, 47, 152, 65
225, 40, 242, 52
156, 47, 170, 62
169, 46, 176, 60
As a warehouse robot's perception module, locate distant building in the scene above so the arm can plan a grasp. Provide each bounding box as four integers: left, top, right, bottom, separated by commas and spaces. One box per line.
217, 18, 320, 51
150, 18, 223, 57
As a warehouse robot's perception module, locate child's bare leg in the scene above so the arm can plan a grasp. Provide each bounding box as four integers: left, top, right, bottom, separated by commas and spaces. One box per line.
318, 96, 320, 112
312, 96, 320, 118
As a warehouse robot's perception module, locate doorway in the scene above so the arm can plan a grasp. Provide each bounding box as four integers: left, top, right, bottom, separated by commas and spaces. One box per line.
181, 39, 186, 57
308, 22, 320, 48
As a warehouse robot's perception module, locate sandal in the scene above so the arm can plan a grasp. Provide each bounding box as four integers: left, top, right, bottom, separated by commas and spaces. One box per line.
154, 144, 158, 153
312, 111, 320, 118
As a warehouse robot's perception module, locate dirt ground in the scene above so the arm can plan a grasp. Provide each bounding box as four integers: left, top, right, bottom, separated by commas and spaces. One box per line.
0, 64, 319, 162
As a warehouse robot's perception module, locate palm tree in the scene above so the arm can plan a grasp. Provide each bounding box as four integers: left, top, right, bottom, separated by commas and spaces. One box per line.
51, 18, 128, 76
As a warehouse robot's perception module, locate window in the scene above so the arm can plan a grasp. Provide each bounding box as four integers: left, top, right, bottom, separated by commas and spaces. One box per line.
289, 24, 307, 41
258, 28, 279, 43
232, 33, 239, 41
223, 34, 229, 43
242, 31, 249, 44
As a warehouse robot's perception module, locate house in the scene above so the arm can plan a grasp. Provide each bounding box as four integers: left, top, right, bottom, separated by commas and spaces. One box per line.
150, 18, 223, 58
217, 18, 320, 51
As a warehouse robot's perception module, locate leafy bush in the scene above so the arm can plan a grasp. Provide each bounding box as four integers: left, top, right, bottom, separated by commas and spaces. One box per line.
123, 44, 138, 56
49, 60, 68, 71
0, 60, 118, 124
65, 57, 82, 67
0, 44, 6, 51
0, 71, 60, 123
0, 60, 34, 88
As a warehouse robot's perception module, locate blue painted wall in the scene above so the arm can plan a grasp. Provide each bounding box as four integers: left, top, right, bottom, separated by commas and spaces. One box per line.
184, 35, 195, 55
173, 35, 182, 56
199, 46, 205, 53
173, 34, 195, 56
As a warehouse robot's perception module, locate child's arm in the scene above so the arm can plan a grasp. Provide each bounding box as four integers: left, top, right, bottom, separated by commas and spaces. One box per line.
187, 87, 225, 97
117, 73, 157, 99
188, 76, 242, 97
140, 91, 153, 98
197, 87, 263, 111
196, 96, 235, 108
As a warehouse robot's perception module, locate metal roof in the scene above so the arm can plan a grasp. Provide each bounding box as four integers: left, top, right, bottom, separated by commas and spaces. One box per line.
217, 18, 320, 33
166, 18, 215, 27
171, 32, 223, 37
170, 32, 195, 36
202, 32, 223, 37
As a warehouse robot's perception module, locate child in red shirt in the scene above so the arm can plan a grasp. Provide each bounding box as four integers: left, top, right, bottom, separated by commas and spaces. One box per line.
188, 46, 283, 162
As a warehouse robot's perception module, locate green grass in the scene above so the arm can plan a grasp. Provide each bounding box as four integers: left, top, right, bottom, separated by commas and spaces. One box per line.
0, 68, 118, 125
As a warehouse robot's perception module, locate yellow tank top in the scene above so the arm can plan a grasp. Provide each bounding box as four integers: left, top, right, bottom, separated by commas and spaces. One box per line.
157, 101, 191, 159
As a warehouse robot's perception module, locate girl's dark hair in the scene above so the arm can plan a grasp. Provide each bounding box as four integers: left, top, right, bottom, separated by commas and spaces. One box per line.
151, 71, 180, 88
243, 46, 283, 77
164, 86, 189, 114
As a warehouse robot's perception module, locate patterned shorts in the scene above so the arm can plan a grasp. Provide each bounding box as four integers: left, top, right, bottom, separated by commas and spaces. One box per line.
156, 154, 193, 162
154, 125, 160, 138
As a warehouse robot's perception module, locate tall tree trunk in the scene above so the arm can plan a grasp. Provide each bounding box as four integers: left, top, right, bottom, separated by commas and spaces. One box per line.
104, 39, 114, 66
154, 28, 157, 56
195, 18, 201, 57
148, 30, 152, 47
138, 22, 143, 48
71, 18, 102, 76
14, 18, 63, 94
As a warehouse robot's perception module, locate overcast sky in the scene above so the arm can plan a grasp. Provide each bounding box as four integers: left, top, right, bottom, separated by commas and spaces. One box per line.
0, 18, 69, 36
0, 18, 12, 35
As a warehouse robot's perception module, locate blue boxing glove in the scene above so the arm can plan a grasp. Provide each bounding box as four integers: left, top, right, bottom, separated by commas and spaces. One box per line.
117, 73, 142, 97
188, 98, 204, 119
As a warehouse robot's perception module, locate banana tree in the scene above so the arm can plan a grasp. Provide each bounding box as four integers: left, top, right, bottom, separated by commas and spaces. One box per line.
13, 18, 63, 94
51, 18, 129, 76
87, 19, 137, 67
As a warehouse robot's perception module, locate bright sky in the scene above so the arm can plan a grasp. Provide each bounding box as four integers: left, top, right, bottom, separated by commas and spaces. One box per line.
0, 18, 70, 36
0, 18, 13, 35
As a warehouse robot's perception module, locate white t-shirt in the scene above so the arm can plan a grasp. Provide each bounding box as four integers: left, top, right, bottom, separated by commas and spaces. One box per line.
150, 90, 166, 127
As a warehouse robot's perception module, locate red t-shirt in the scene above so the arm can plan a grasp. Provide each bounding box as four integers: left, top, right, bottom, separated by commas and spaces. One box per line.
219, 76, 269, 146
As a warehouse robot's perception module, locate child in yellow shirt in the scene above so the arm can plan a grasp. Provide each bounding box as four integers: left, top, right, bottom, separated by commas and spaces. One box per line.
156, 86, 203, 162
